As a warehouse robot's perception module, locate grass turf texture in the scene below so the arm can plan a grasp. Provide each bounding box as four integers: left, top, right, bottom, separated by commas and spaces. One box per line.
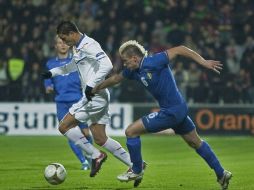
0, 135, 253, 190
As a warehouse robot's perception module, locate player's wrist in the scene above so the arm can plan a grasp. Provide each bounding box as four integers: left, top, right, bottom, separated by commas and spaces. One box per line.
42, 71, 52, 79
85, 85, 95, 101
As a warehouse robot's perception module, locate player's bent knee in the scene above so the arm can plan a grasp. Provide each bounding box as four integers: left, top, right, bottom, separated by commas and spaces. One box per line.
125, 127, 135, 138
93, 136, 107, 146
58, 125, 66, 134
58, 121, 72, 134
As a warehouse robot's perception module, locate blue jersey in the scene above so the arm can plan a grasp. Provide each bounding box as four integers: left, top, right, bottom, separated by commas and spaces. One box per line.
122, 52, 194, 134
44, 56, 82, 102
122, 52, 186, 108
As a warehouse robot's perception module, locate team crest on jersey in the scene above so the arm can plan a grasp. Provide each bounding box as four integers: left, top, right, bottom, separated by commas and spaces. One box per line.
147, 72, 152, 79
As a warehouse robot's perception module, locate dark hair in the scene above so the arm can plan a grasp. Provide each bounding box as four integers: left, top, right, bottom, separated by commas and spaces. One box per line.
121, 45, 144, 58
56, 21, 79, 35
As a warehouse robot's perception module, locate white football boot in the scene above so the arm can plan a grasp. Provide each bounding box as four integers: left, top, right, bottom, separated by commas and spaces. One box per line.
117, 169, 143, 182
117, 162, 147, 187
217, 170, 232, 190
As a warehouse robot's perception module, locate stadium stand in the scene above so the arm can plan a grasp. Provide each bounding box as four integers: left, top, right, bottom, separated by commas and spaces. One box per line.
1, 0, 254, 103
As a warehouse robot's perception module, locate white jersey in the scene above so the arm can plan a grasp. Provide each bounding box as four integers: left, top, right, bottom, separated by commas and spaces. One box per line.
50, 34, 113, 92
50, 34, 113, 125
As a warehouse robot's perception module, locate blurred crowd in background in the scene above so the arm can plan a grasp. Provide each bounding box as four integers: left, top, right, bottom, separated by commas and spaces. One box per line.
0, 0, 254, 104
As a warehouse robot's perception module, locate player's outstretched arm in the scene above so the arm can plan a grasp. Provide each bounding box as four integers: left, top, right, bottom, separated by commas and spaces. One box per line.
42, 60, 77, 79
167, 45, 223, 74
92, 73, 124, 94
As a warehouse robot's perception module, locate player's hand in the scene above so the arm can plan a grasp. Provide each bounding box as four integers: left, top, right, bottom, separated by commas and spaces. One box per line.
91, 85, 99, 94
85, 85, 95, 101
42, 71, 52, 79
203, 60, 223, 74
46, 87, 54, 94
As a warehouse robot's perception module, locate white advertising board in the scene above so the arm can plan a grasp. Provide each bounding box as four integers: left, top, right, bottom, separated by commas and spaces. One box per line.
0, 103, 132, 136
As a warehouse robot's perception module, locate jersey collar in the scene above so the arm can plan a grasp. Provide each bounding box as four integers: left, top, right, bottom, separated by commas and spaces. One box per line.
76, 34, 86, 50
138, 56, 146, 69
56, 53, 72, 61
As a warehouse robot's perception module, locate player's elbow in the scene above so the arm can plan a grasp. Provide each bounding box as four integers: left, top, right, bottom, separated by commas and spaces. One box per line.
168, 45, 189, 60
172, 45, 187, 54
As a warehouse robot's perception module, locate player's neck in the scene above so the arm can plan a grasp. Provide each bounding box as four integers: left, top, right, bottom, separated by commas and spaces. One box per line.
75, 32, 84, 47
57, 53, 68, 59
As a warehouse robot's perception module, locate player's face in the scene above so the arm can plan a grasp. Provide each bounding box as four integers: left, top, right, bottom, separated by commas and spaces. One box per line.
58, 33, 76, 46
55, 37, 69, 54
121, 55, 140, 70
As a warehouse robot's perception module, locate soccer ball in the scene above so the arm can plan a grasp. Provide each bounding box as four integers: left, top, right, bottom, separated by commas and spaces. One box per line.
44, 163, 67, 185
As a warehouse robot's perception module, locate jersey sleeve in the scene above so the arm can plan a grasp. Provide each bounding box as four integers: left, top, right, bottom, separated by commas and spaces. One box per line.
151, 51, 171, 68
85, 42, 113, 87
50, 59, 77, 77
122, 68, 135, 80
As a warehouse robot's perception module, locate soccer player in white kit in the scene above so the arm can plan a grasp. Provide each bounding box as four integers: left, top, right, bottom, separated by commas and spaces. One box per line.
42, 21, 132, 177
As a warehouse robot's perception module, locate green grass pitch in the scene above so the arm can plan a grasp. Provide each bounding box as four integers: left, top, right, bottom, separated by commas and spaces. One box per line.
0, 135, 253, 190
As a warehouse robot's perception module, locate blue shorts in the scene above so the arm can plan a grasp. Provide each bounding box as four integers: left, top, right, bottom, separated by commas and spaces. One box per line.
142, 107, 195, 135
56, 102, 88, 129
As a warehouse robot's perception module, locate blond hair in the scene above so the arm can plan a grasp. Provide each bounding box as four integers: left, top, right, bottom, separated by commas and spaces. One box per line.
119, 40, 148, 57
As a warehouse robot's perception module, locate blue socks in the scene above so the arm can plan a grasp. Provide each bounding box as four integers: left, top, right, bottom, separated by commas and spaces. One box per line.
196, 141, 224, 179
126, 137, 143, 174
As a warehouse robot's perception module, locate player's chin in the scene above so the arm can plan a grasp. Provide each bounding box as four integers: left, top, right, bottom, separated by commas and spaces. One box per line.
128, 67, 135, 71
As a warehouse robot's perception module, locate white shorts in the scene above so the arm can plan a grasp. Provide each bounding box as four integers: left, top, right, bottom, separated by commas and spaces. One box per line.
69, 89, 111, 126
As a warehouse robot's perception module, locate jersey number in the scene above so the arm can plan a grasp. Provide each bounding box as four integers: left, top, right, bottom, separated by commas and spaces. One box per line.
148, 112, 158, 119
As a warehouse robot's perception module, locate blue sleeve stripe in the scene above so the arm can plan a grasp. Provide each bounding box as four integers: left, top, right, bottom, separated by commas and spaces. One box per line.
96, 56, 106, 61
96, 52, 105, 57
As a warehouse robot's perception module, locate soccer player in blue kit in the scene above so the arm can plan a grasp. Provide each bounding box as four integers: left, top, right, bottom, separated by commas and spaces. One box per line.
44, 36, 92, 170
92, 40, 232, 189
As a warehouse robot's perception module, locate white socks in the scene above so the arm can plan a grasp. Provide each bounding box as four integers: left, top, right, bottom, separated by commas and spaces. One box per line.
102, 137, 132, 167
64, 127, 132, 166
64, 127, 100, 159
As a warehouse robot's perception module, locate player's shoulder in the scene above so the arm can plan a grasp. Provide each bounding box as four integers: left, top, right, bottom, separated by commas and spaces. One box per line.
46, 57, 57, 66
78, 35, 98, 50
142, 51, 169, 69
147, 51, 168, 60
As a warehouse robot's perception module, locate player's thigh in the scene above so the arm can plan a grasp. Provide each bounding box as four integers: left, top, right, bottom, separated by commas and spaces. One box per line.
89, 124, 107, 146
142, 111, 179, 133
59, 113, 79, 134
125, 119, 147, 137
174, 116, 196, 135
